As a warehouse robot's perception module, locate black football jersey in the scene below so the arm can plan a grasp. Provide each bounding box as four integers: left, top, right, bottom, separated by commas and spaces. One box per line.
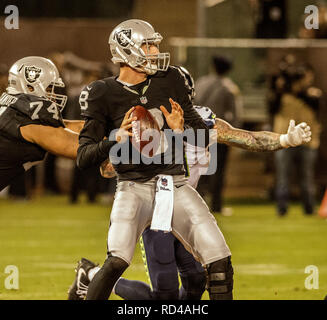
0, 92, 64, 191
77, 66, 209, 182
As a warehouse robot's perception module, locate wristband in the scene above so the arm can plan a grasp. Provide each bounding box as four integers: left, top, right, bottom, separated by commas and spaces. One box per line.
280, 134, 290, 148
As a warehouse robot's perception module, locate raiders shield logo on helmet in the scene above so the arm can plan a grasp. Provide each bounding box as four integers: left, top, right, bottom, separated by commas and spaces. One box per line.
116, 29, 132, 47
24, 66, 42, 83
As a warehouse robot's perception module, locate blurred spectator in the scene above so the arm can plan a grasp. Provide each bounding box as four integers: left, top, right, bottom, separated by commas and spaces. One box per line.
267, 54, 297, 119
194, 55, 240, 214
271, 63, 322, 216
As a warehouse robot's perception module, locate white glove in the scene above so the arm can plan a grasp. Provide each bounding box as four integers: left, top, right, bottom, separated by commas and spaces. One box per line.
280, 120, 312, 148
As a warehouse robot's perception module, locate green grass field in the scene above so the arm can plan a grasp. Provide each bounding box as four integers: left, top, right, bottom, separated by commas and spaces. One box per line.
0, 196, 326, 300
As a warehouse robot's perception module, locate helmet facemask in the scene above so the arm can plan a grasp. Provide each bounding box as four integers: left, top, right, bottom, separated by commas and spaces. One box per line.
43, 78, 67, 111
135, 36, 170, 75
25, 77, 67, 112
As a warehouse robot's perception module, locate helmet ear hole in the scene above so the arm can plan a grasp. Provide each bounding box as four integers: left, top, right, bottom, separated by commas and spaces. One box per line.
27, 85, 34, 92
123, 49, 131, 55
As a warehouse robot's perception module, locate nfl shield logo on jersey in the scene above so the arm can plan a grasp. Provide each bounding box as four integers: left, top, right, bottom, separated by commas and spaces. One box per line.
161, 178, 168, 187
116, 29, 132, 47
140, 96, 148, 104
24, 66, 42, 84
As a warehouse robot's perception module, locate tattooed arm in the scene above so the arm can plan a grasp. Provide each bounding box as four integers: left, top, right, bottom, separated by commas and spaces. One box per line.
215, 118, 283, 152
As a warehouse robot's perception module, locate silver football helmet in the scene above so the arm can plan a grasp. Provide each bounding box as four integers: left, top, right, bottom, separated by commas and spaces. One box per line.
7, 56, 67, 110
109, 19, 170, 75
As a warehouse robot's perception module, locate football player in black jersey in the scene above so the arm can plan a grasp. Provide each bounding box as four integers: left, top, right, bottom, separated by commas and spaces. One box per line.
68, 66, 209, 301
76, 19, 234, 301
0, 56, 84, 191
68, 60, 312, 300
75, 19, 312, 300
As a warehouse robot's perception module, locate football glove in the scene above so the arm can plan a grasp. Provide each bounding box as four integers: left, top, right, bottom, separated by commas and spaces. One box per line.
280, 120, 312, 148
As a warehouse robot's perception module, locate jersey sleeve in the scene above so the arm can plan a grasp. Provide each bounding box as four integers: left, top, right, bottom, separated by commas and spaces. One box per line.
76, 80, 116, 169
79, 80, 108, 123
77, 118, 115, 169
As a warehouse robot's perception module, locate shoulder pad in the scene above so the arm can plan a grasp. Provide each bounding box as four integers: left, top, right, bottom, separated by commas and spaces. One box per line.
26, 94, 52, 105
8, 94, 50, 116
80, 79, 110, 122
18, 94, 64, 127
167, 65, 183, 78
82, 80, 108, 101
154, 66, 181, 79
167, 66, 194, 97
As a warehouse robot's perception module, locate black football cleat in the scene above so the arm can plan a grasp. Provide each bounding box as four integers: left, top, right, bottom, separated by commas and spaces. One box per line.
67, 258, 98, 300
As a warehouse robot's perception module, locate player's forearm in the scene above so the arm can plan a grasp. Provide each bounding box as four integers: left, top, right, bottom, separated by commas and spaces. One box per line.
63, 120, 85, 133
77, 139, 114, 170
216, 119, 283, 152
76, 118, 116, 169
52, 128, 80, 159
20, 125, 80, 159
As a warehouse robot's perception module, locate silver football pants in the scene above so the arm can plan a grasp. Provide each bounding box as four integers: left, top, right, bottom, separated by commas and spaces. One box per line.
107, 175, 231, 265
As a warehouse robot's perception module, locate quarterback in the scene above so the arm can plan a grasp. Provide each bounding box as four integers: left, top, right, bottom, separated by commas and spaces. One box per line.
0, 56, 84, 191
75, 19, 311, 300
68, 64, 311, 300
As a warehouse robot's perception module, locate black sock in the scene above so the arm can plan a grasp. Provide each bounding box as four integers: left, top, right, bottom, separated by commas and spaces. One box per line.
86, 256, 128, 300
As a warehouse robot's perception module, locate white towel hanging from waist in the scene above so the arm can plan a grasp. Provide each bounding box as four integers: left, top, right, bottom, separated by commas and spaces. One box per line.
150, 175, 174, 232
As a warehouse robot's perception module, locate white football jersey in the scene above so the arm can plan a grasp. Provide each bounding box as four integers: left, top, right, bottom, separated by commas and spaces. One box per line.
184, 143, 210, 189
185, 105, 216, 189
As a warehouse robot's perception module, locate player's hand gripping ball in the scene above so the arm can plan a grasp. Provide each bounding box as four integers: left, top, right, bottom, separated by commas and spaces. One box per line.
129, 105, 160, 157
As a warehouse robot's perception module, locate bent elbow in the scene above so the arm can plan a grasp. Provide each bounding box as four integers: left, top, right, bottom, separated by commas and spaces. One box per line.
76, 146, 88, 170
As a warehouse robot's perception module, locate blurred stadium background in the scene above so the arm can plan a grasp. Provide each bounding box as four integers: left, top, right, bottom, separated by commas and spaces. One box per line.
0, 0, 326, 300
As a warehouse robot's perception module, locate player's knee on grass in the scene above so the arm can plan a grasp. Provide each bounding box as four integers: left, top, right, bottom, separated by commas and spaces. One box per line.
207, 256, 233, 300
179, 272, 207, 300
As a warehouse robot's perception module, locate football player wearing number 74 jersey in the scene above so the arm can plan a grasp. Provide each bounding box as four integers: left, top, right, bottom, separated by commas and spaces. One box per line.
0, 56, 84, 192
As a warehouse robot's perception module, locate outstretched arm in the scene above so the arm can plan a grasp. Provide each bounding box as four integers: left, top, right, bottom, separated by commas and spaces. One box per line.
215, 118, 311, 152
20, 124, 79, 159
